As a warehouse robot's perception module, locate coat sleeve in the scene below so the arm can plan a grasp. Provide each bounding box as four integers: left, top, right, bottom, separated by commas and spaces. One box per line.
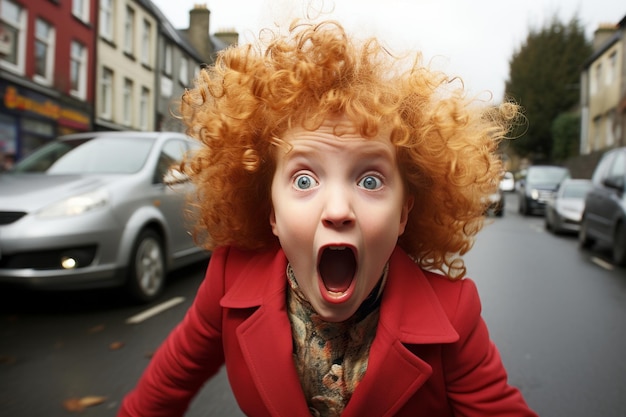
442, 278, 538, 417
117, 246, 232, 417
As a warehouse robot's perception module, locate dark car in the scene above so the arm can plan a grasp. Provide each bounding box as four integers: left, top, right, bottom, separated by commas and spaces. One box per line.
517, 165, 571, 216
0, 131, 208, 302
579, 147, 626, 266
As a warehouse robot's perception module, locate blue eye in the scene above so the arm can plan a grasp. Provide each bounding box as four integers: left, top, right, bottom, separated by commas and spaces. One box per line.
294, 174, 318, 190
359, 175, 382, 190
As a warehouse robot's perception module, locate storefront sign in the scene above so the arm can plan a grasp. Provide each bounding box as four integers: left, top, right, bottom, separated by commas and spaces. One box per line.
2, 84, 91, 129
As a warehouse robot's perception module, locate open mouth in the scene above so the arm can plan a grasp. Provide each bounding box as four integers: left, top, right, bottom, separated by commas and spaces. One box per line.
318, 246, 356, 293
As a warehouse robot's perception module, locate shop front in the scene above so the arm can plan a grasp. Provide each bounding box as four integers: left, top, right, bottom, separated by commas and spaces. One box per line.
0, 80, 92, 165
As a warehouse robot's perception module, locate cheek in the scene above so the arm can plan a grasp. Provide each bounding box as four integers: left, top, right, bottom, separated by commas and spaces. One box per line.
270, 201, 312, 244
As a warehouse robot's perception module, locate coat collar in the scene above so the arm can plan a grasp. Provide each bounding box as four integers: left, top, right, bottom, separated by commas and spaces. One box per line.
220, 246, 459, 344
220, 245, 459, 417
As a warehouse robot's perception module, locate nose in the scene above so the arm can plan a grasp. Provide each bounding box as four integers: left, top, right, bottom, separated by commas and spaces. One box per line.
321, 186, 355, 228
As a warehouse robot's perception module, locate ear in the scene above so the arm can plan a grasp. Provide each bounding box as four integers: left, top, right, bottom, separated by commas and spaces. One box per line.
269, 207, 279, 236
398, 196, 414, 236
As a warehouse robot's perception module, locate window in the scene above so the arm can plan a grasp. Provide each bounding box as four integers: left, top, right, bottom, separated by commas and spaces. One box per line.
70, 41, 87, 99
141, 19, 151, 66
0, 0, 27, 74
606, 51, 617, 86
99, 0, 113, 41
34, 18, 55, 85
100, 67, 114, 119
123, 78, 133, 126
124, 6, 135, 55
163, 42, 173, 76
139, 87, 150, 130
155, 140, 187, 183
179, 57, 188, 85
593, 63, 602, 94
606, 110, 616, 147
72, 0, 90, 23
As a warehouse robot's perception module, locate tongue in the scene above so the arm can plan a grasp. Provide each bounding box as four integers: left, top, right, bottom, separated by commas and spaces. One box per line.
319, 249, 356, 293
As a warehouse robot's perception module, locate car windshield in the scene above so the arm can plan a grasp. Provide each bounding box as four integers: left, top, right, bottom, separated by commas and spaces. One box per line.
527, 167, 569, 184
12, 137, 154, 174
562, 183, 592, 199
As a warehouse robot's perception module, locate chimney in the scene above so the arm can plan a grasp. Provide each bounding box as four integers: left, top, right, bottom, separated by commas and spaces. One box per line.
592, 23, 617, 50
215, 28, 239, 47
187, 4, 213, 59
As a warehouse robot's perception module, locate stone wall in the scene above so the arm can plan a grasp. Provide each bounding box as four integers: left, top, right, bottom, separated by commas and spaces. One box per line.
562, 150, 606, 179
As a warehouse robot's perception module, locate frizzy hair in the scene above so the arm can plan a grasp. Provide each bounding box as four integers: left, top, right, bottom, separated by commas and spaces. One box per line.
180, 19, 520, 279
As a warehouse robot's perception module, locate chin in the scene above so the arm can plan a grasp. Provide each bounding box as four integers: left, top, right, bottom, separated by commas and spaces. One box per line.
314, 302, 359, 323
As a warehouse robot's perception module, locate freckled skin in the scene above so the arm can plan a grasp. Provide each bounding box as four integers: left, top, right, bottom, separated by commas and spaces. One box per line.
270, 116, 413, 323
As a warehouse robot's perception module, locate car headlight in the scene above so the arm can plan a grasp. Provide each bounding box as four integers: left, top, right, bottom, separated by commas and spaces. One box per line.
531, 189, 539, 200
38, 188, 109, 218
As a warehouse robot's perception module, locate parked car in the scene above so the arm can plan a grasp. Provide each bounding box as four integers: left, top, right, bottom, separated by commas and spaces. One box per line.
0, 131, 208, 302
499, 171, 515, 192
517, 165, 570, 216
545, 179, 592, 234
486, 188, 504, 217
579, 147, 626, 266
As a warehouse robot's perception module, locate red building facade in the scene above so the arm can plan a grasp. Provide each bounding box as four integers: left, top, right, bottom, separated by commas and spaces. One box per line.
0, 0, 96, 161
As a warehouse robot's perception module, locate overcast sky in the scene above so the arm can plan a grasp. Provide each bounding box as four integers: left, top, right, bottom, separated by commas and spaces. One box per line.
151, 0, 625, 102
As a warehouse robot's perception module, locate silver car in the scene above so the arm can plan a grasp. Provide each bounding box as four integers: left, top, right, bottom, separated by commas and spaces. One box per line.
545, 178, 592, 234
0, 131, 208, 302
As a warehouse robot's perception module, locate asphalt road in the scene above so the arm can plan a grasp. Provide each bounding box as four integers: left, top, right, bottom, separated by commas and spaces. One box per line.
1, 192, 625, 417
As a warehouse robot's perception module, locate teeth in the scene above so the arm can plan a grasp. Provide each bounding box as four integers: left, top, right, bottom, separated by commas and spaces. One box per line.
328, 246, 346, 250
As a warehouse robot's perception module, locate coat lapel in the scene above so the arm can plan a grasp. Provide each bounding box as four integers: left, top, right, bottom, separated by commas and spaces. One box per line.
220, 248, 311, 416
343, 247, 459, 417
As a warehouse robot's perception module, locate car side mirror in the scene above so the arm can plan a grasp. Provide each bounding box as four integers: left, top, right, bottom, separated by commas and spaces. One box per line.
603, 175, 625, 192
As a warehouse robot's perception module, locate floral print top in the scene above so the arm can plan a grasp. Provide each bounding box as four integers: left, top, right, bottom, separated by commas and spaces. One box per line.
286, 264, 387, 417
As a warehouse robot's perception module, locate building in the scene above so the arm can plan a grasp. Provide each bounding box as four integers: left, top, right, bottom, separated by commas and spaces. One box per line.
95, 0, 159, 131
580, 15, 626, 154
148, 2, 209, 132
95, 1, 236, 133
0, 0, 95, 161
0, 0, 236, 164
153, 3, 237, 132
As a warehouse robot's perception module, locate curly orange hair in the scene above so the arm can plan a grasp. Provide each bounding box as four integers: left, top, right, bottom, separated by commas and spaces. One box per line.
180, 20, 519, 279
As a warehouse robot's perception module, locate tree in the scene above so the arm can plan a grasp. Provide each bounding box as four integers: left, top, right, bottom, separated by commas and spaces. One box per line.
551, 112, 581, 161
504, 15, 592, 162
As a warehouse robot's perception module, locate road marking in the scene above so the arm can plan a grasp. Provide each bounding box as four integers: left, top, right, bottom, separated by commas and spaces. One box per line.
126, 297, 186, 324
591, 257, 614, 271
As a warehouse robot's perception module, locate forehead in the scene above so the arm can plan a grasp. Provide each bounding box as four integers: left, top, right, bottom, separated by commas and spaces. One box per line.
277, 116, 395, 158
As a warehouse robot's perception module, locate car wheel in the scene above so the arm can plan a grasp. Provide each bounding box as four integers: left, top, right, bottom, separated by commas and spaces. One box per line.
126, 229, 166, 303
551, 215, 562, 235
518, 196, 526, 215
579, 215, 594, 249
612, 222, 626, 267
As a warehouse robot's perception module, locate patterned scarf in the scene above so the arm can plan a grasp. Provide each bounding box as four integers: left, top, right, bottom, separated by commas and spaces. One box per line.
286, 264, 387, 417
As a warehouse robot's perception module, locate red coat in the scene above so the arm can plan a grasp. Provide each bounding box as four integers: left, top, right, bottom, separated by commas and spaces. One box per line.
118, 245, 538, 417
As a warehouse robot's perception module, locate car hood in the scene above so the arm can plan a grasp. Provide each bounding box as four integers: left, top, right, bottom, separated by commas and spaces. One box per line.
0, 173, 119, 213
